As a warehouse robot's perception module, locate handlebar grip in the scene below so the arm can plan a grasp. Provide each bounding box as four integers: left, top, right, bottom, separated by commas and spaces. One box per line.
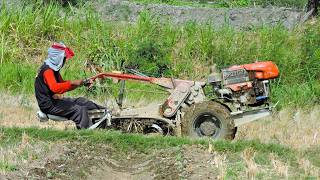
82, 78, 92, 87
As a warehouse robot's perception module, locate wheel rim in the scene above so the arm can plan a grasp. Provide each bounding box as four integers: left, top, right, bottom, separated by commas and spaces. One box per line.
144, 124, 165, 136
193, 113, 221, 138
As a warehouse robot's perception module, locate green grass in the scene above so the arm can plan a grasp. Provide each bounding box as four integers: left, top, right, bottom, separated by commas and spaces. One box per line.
0, 127, 295, 157
0, 2, 319, 107
0, 161, 17, 172
129, 0, 308, 9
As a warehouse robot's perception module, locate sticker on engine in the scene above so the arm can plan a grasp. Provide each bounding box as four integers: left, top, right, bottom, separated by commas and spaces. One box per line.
222, 68, 249, 85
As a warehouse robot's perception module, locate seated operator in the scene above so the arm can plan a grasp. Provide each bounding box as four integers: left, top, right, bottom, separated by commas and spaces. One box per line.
34, 42, 106, 129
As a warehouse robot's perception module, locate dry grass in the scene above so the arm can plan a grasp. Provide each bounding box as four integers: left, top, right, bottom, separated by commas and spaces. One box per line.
0, 132, 49, 175
269, 154, 289, 178
298, 158, 320, 177
212, 152, 227, 180
237, 106, 320, 150
242, 148, 259, 179
0, 93, 76, 130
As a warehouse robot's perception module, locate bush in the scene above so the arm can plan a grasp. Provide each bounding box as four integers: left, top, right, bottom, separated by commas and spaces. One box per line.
127, 39, 171, 77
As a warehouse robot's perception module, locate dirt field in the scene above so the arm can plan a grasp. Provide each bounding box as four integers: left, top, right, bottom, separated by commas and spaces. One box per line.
2, 141, 222, 179
0, 93, 319, 179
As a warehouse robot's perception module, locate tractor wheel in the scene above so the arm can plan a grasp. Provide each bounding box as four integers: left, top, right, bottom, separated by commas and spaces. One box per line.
181, 101, 236, 140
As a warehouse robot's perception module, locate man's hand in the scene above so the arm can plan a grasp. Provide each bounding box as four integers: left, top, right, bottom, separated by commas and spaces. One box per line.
83, 78, 94, 87
70, 79, 83, 86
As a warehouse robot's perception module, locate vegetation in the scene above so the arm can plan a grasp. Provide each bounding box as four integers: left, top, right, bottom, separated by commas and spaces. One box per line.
129, 0, 308, 9
0, 127, 292, 155
0, 127, 319, 178
0, 2, 319, 107
0, 2, 319, 178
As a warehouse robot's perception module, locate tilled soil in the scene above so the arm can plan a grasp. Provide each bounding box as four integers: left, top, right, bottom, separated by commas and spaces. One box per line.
3, 142, 218, 180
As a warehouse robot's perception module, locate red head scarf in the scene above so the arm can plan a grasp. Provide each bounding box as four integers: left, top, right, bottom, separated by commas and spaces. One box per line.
51, 43, 75, 60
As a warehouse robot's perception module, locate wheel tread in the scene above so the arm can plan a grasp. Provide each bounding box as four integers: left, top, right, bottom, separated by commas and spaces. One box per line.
181, 101, 236, 140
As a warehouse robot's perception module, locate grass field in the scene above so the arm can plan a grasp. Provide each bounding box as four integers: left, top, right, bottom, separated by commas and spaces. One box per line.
0, 2, 319, 107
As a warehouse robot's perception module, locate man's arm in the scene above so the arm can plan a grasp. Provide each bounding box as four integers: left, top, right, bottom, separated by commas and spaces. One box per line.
69, 79, 84, 90
43, 69, 83, 94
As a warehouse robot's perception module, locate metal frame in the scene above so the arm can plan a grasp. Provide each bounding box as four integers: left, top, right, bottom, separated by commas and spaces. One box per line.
38, 71, 275, 133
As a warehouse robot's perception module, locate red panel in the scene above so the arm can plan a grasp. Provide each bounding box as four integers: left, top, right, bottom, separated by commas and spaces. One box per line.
228, 61, 279, 80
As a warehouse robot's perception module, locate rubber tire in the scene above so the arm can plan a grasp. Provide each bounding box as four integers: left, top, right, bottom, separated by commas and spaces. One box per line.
181, 101, 236, 140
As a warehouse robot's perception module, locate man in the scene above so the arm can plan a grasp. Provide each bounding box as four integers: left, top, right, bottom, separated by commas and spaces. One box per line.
35, 42, 105, 129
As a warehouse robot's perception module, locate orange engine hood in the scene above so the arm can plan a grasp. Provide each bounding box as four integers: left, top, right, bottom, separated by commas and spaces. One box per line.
228, 61, 279, 80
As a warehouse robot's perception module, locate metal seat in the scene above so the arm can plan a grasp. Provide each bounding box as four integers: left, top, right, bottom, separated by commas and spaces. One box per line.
36, 109, 112, 129
37, 111, 68, 122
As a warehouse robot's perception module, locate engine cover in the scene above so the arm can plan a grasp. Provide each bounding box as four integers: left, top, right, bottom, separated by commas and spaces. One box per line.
228, 61, 279, 80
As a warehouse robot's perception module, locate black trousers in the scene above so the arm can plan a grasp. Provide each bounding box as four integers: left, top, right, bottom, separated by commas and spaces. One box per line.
46, 97, 105, 129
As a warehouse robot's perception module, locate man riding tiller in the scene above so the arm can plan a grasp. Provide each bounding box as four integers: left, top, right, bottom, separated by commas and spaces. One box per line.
34, 42, 107, 129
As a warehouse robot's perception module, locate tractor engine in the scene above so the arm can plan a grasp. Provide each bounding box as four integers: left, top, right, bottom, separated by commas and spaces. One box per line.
208, 61, 279, 110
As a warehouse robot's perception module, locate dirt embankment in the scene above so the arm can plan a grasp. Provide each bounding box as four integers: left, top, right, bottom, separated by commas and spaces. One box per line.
97, 0, 306, 29
2, 135, 319, 179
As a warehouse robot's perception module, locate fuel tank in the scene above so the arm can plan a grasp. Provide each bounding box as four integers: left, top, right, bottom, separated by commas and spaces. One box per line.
228, 61, 279, 80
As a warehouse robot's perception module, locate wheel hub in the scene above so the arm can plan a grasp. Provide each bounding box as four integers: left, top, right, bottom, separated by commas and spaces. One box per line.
199, 121, 217, 136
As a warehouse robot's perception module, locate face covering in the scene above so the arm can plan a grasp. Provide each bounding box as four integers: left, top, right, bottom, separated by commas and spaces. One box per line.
45, 42, 74, 71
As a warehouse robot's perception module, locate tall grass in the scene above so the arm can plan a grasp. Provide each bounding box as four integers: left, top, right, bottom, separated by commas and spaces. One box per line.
0, 3, 319, 107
